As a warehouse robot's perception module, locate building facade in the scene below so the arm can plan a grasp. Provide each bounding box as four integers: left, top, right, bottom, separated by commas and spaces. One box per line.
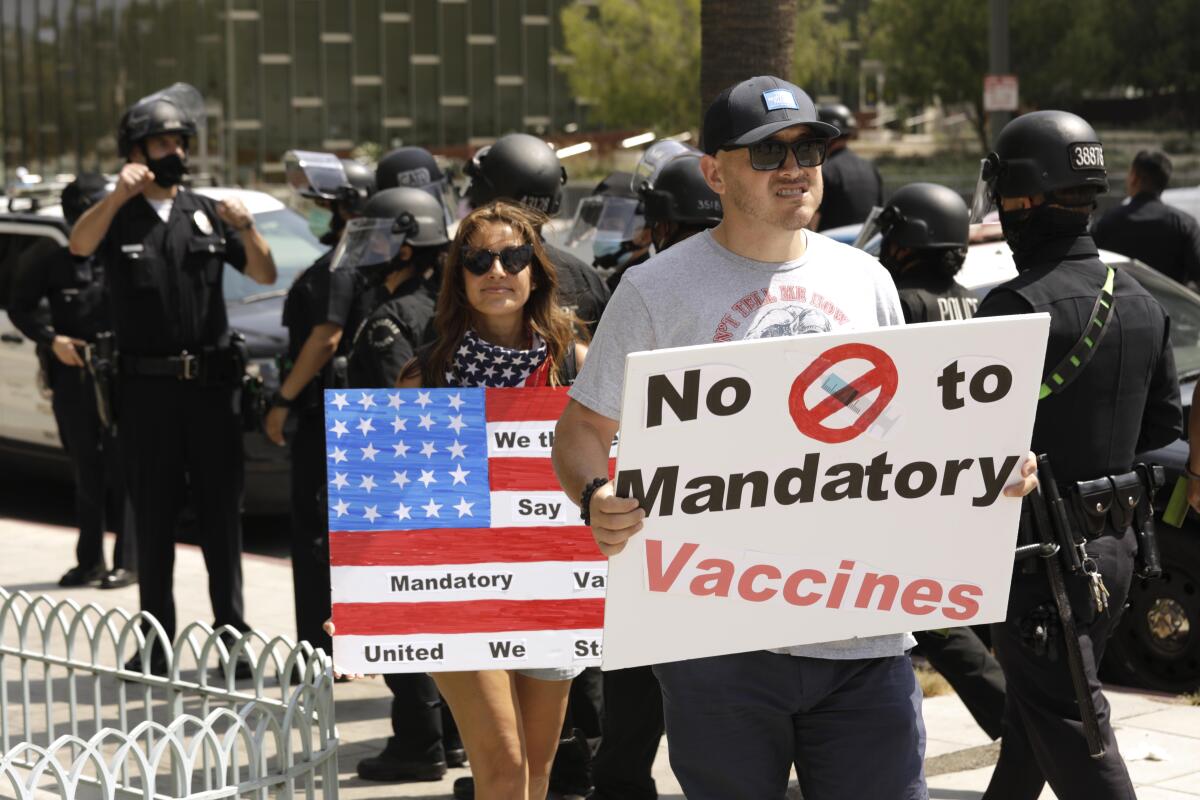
0, 0, 592, 185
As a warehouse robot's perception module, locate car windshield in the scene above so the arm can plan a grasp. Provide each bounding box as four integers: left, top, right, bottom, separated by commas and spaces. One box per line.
223, 208, 327, 303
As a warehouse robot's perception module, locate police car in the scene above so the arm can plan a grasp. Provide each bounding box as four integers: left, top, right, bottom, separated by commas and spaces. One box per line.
0, 180, 326, 515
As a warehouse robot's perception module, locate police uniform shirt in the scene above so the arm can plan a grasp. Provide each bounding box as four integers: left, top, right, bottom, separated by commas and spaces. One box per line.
1092, 193, 1200, 285
281, 250, 335, 363
894, 268, 979, 324
9, 239, 110, 345
976, 233, 1182, 483
347, 276, 436, 388
98, 190, 246, 356
542, 239, 610, 330
817, 147, 884, 232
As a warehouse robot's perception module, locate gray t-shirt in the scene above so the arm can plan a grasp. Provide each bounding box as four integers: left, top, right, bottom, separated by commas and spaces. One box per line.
571, 228, 916, 660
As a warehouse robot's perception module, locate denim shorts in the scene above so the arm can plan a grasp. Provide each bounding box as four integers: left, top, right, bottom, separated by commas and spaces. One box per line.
516, 665, 584, 681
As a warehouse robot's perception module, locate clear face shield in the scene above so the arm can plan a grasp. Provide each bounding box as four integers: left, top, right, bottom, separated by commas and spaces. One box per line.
968, 154, 1002, 224
284, 150, 351, 201
330, 217, 411, 276
852, 206, 888, 250
631, 140, 703, 193
565, 195, 646, 268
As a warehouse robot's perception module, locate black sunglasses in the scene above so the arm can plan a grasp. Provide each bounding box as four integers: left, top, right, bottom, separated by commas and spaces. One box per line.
732, 138, 828, 171
461, 244, 534, 276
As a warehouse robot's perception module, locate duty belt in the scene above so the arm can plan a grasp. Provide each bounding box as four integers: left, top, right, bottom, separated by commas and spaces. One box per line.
121, 349, 239, 384
1060, 470, 1141, 541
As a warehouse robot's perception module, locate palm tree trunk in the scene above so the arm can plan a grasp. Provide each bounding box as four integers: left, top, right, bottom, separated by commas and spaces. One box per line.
700, 0, 799, 115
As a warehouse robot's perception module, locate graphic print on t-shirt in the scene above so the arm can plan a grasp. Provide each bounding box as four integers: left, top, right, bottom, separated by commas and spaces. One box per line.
713, 285, 850, 342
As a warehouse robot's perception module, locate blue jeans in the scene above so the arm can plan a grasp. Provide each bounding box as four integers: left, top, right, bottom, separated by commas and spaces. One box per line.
653, 651, 928, 800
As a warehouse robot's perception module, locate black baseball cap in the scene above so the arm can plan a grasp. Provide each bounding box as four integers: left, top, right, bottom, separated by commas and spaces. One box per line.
702, 76, 840, 156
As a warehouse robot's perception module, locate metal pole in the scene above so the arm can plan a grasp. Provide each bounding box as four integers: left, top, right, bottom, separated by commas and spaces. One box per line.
988, 0, 1012, 145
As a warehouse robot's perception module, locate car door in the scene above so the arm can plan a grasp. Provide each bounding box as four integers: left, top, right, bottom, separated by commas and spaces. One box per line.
0, 223, 67, 447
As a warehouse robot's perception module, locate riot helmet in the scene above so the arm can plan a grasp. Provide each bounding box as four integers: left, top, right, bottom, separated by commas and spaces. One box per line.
640, 155, 723, 229
61, 173, 110, 227
969, 110, 1108, 223
464, 133, 566, 215
856, 183, 969, 251
376, 146, 457, 227
565, 171, 649, 269
331, 187, 451, 278
340, 159, 377, 215
818, 103, 857, 139
117, 83, 204, 159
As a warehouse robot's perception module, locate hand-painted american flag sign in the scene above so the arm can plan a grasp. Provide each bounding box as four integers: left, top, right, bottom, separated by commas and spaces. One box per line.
325, 387, 608, 673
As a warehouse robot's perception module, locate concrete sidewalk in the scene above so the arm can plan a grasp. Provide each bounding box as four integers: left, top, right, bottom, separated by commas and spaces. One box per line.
2, 516, 1198, 798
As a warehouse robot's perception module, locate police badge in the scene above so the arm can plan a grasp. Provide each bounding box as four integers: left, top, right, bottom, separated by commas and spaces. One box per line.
193, 209, 214, 235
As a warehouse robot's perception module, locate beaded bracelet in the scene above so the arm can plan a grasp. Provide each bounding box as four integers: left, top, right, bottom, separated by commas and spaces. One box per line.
579, 477, 609, 526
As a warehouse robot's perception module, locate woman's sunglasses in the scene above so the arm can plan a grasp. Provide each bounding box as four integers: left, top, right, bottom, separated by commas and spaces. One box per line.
732, 138, 828, 171
461, 244, 534, 276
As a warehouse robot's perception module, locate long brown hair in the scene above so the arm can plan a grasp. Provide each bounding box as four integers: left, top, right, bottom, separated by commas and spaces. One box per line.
418, 200, 584, 387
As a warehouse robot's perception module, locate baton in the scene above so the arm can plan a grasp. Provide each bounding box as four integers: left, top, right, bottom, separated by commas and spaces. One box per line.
1031, 456, 1105, 758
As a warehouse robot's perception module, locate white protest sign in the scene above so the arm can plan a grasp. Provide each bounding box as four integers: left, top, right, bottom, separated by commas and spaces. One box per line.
601, 315, 1049, 670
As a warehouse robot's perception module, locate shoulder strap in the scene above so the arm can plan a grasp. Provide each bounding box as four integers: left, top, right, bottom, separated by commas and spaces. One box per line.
1039, 265, 1116, 400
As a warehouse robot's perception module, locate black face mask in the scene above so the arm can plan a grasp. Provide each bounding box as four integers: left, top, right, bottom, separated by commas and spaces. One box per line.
145, 152, 188, 188
999, 203, 1091, 263
320, 204, 346, 246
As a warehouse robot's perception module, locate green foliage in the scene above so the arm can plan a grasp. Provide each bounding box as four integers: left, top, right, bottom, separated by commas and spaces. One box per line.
791, 0, 852, 91
559, 0, 702, 134
865, 0, 1199, 128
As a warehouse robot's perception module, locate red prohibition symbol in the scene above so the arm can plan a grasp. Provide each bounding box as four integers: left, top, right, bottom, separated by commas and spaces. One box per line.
788, 342, 899, 444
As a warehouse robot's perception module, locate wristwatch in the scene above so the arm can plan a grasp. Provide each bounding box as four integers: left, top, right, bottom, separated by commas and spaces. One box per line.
270, 390, 294, 410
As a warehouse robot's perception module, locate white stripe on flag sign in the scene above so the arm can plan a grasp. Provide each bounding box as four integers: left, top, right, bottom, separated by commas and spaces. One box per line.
330, 561, 609, 604
335, 630, 604, 673
326, 386, 607, 673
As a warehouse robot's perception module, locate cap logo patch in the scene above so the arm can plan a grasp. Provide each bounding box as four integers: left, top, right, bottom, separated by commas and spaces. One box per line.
762, 90, 799, 112
1069, 143, 1105, 170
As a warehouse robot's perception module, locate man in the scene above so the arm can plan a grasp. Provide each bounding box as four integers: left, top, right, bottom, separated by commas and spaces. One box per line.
333, 186, 465, 783
565, 171, 652, 291
972, 111, 1182, 799
811, 102, 882, 232
1092, 149, 1200, 285
464, 132, 610, 329
862, 182, 980, 323
553, 75, 1037, 799
268, 151, 376, 657
9, 174, 136, 590
588, 149, 722, 800
68, 83, 276, 666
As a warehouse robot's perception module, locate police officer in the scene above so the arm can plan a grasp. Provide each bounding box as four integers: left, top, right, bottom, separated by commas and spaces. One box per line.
639, 150, 723, 253
267, 152, 375, 656
346, 188, 445, 387
8, 174, 137, 590
1092, 150, 1200, 285
971, 111, 1182, 799
812, 103, 883, 231
328, 186, 465, 783
860, 182, 981, 323
68, 84, 277, 665
564, 171, 652, 291
463, 133, 609, 329
588, 149, 722, 800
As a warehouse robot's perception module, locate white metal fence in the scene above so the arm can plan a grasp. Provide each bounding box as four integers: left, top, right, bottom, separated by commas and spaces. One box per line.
0, 587, 338, 799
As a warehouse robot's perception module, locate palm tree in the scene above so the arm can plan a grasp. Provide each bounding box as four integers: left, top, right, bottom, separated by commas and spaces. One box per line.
700, 0, 798, 114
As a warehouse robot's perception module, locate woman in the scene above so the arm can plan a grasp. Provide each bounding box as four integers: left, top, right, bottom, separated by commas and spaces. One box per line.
397, 199, 588, 799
